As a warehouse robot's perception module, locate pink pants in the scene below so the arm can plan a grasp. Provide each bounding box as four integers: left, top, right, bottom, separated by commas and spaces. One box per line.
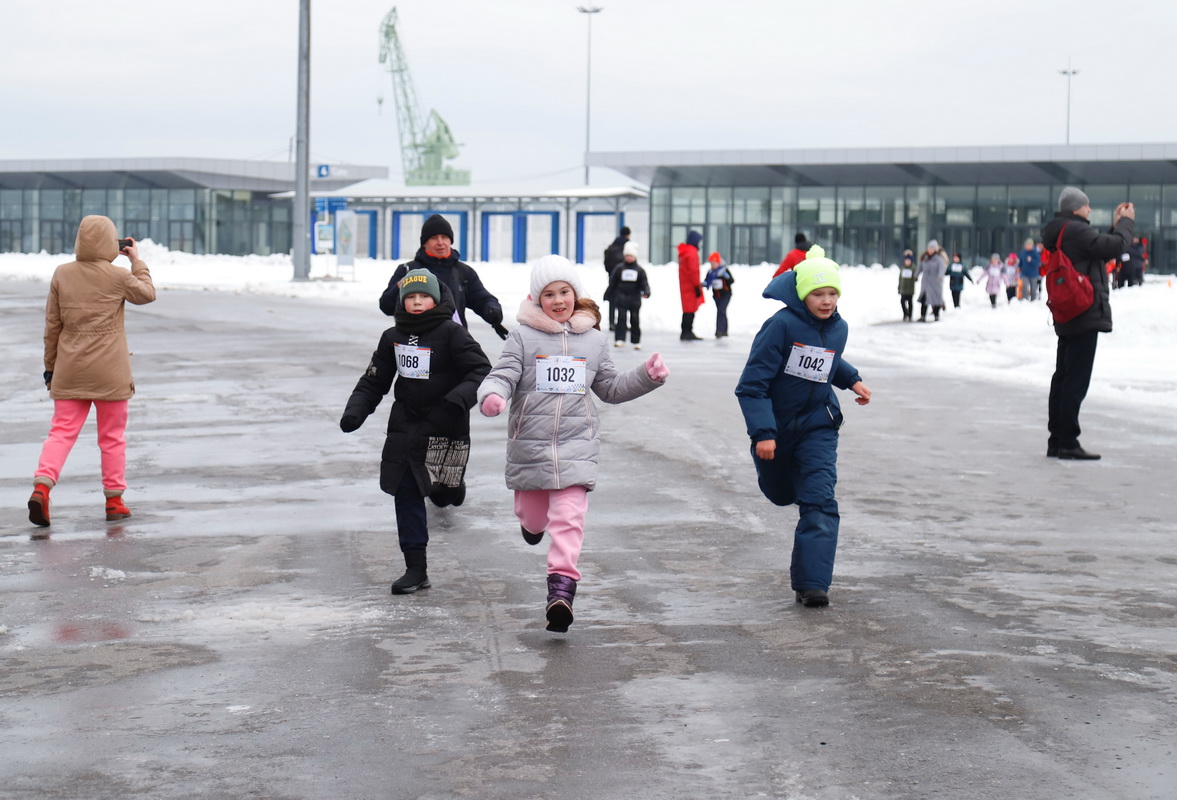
514, 486, 588, 581
35, 399, 129, 494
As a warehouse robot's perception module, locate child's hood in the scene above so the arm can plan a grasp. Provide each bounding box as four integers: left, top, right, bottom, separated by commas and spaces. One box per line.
762, 270, 840, 326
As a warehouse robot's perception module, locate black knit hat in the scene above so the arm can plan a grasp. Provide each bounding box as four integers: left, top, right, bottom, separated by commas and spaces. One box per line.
794, 233, 808, 245
420, 214, 454, 245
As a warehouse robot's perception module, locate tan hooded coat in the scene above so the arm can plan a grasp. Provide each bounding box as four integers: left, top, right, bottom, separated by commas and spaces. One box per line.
44, 215, 156, 401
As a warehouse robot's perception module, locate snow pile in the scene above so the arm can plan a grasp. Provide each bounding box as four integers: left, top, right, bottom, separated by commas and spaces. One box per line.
2, 245, 1174, 415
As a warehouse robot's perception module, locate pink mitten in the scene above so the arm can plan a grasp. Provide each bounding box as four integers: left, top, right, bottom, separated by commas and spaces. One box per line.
480, 393, 506, 417
644, 352, 669, 382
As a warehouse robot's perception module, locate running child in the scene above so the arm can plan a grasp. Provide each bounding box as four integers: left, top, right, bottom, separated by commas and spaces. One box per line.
478, 255, 669, 632
340, 269, 491, 594
735, 246, 871, 608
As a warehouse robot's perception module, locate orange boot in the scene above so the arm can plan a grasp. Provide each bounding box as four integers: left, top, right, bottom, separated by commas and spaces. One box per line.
105, 494, 132, 521
28, 482, 52, 527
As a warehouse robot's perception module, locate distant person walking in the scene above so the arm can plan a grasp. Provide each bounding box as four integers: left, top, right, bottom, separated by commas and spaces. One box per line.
1123, 236, 1146, 287
380, 214, 508, 340
1040, 187, 1134, 461
1002, 254, 1020, 303
917, 239, 947, 322
980, 254, 1004, 307
677, 230, 705, 341
946, 252, 974, 308
602, 226, 631, 330
1018, 238, 1041, 301
28, 216, 156, 527
704, 251, 735, 338
897, 253, 917, 321
773, 233, 811, 278
608, 241, 651, 349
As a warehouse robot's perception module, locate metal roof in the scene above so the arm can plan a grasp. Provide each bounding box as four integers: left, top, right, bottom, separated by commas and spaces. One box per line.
0, 158, 387, 192
586, 143, 1177, 187
280, 178, 648, 202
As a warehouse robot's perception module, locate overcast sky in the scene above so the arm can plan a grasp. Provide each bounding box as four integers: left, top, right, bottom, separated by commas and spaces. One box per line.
4, 0, 1174, 188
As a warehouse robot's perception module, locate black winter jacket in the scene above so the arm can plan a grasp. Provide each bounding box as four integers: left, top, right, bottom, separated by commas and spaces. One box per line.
380, 247, 503, 332
608, 260, 651, 306
345, 286, 492, 498
1040, 212, 1133, 336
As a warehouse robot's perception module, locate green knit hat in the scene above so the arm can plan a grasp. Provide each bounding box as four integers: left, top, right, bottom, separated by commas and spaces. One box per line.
793, 245, 842, 300
399, 268, 441, 304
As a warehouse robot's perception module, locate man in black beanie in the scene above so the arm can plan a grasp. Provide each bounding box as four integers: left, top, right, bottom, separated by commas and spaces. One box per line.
380, 214, 507, 339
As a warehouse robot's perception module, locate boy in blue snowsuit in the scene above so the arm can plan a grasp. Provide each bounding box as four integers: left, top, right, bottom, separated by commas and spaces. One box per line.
735, 246, 871, 608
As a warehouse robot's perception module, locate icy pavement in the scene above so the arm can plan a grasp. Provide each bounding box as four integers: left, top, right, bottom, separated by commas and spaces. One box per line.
1, 280, 1174, 799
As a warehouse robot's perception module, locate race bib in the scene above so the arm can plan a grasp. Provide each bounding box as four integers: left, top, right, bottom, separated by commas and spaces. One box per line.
710, 279, 724, 289
783, 342, 834, 383
901, 268, 914, 279
535, 355, 586, 394
621, 268, 639, 282
950, 264, 963, 274
394, 343, 431, 380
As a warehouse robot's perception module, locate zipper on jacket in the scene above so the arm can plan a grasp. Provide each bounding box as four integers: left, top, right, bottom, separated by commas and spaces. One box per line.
550, 327, 570, 489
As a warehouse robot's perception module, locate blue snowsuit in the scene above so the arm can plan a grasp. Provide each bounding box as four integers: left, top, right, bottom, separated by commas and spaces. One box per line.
735, 271, 862, 593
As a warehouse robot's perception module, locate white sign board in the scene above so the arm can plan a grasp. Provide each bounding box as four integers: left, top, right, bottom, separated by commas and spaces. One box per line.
335, 210, 357, 267
314, 222, 335, 252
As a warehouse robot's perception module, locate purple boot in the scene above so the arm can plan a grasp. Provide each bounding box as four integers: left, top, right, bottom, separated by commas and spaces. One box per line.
545, 573, 577, 633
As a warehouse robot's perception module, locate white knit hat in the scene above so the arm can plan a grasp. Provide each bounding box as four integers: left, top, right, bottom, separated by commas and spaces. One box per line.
529, 255, 587, 304
623, 241, 639, 258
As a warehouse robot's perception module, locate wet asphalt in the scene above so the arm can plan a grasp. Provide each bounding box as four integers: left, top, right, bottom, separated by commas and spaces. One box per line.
1, 280, 1174, 800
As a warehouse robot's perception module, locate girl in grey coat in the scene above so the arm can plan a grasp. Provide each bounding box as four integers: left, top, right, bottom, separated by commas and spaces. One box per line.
917, 239, 948, 322
479, 255, 669, 632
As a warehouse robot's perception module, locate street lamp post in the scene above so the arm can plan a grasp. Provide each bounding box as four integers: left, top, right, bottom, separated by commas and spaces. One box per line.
1058, 58, 1079, 145
292, 0, 312, 280
578, 5, 602, 186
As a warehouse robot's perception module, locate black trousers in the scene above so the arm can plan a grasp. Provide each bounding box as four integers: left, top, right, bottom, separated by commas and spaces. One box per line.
900, 294, 913, 320
1048, 330, 1099, 451
680, 312, 696, 338
615, 301, 641, 344
393, 469, 428, 551
607, 301, 618, 330
951, 289, 962, 308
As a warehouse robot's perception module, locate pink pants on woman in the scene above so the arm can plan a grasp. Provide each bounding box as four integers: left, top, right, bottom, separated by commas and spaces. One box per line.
514, 486, 588, 581
35, 399, 129, 494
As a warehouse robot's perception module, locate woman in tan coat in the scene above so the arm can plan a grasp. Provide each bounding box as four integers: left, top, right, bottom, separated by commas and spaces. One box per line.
29, 215, 156, 527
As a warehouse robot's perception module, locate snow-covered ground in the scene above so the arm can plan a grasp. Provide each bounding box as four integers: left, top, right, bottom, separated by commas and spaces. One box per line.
2, 242, 1174, 420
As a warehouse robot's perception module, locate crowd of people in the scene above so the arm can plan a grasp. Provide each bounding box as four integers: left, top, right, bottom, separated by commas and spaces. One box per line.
24, 188, 1133, 629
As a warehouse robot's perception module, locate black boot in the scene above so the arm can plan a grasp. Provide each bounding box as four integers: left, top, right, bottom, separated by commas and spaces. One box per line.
391, 549, 430, 594
545, 574, 577, 632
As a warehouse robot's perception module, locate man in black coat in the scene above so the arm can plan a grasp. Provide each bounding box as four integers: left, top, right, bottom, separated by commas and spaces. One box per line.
1040, 187, 1134, 461
380, 214, 508, 339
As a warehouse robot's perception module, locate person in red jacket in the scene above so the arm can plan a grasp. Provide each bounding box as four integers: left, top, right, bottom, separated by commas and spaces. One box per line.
678, 230, 705, 340
773, 233, 811, 278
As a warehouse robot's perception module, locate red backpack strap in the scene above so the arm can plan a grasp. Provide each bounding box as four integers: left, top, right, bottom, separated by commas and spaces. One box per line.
1055, 223, 1067, 251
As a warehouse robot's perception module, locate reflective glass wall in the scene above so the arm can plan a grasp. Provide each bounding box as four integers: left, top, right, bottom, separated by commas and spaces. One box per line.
0, 187, 292, 256
650, 183, 1176, 272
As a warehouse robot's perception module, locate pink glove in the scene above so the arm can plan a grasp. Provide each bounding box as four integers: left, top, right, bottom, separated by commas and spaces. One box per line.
644, 352, 669, 382
480, 393, 506, 417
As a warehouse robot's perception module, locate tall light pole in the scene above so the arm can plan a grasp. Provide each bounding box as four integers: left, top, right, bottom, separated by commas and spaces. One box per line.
1058, 58, 1079, 145
578, 5, 602, 186
292, 0, 311, 280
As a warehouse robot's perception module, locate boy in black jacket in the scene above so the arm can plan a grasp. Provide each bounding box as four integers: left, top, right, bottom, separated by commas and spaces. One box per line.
342, 269, 491, 593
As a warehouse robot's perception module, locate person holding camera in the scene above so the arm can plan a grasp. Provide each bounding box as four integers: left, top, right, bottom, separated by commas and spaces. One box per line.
1039, 187, 1134, 461
28, 215, 156, 527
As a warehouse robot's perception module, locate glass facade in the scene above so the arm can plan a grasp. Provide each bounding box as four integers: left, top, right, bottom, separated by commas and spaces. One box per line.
0, 187, 292, 256
650, 183, 1177, 272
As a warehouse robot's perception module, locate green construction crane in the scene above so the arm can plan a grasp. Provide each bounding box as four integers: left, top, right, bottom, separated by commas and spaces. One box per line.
378, 7, 470, 186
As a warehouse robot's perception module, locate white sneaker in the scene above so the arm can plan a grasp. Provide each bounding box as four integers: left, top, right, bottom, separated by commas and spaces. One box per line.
614, 340, 624, 348
633, 344, 642, 350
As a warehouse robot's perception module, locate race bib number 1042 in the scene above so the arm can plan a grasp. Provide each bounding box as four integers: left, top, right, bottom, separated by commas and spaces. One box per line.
783, 342, 834, 383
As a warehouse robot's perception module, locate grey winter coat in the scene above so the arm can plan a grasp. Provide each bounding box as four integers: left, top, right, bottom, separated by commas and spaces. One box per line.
917, 250, 947, 308
478, 299, 664, 491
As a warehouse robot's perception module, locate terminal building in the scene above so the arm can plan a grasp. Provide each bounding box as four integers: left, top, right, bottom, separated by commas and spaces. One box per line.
588, 143, 1177, 272
0, 158, 388, 257
0, 158, 648, 266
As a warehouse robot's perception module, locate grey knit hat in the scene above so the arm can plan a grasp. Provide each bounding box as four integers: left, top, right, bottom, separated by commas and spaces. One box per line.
1059, 186, 1090, 214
